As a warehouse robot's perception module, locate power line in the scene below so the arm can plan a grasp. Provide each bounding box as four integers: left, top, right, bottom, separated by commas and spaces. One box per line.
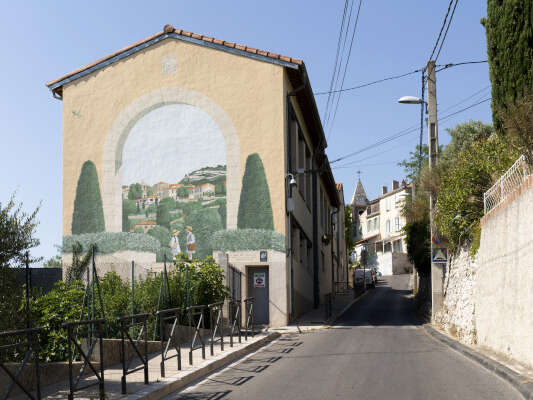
435, 0, 459, 62
314, 67, 423, 95
325, 0, 356, 127
327, 0, 363, 139
329, 97, 491, 164
436, 60, 488, 72
429, 0, 455, 61
438, 84, 490, 114
323, 0, 351, 125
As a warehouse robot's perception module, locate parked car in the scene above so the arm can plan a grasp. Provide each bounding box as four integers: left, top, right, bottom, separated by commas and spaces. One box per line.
354, 269, 375, 288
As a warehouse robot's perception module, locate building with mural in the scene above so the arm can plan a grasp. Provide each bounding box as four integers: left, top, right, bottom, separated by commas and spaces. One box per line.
47, 24, 344, 326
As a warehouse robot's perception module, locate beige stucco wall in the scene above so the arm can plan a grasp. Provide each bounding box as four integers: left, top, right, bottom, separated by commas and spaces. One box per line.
61, 37, 286, 236
475, 176, 533, 368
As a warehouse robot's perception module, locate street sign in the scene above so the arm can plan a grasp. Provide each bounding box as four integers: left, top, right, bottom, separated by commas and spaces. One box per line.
432, 247, 448, 263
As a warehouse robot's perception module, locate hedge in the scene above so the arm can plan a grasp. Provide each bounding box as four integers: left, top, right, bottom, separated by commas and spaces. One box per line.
62, 232, 160, 254
211, 229, 285, 253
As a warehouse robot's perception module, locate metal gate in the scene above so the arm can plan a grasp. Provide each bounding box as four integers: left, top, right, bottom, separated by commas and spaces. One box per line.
227, 265, 242, 301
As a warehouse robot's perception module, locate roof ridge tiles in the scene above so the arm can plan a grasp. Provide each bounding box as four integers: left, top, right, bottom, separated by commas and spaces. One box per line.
46, 24, 302, 89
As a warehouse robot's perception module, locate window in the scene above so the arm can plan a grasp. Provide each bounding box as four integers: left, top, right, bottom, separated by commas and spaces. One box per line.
386, 220, 391, 233
393, 240, 403, 252
395, 217, 400, 231
386, 198, 391, 211
305, 148, 312, 204
367, 220, 371, 232
297, 131, 305, 198
384, 242, 392, 253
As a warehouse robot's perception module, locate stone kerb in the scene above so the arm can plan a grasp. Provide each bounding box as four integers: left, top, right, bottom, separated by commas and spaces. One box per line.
101, 86, 241, 233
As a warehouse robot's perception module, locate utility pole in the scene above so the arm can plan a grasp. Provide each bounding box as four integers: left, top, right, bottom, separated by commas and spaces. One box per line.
427, 60, 443, 319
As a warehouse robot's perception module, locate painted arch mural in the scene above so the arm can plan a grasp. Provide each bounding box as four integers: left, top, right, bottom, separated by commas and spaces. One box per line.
63, 89, 285, 265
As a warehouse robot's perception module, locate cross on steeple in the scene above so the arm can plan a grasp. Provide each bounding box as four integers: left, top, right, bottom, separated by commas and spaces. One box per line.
356, 170, 362, 179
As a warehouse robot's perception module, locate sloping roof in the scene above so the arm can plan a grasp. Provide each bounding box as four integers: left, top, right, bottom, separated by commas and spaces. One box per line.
46, 24, 302, 96
351, 178, 368, 207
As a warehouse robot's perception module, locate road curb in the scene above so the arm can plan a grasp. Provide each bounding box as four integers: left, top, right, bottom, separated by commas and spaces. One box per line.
132, 332, 281, 400
326, 290, 369, 326
424, 324, 533, 400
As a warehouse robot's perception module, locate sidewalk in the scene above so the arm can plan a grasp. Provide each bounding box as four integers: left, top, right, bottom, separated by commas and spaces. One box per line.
26, 332, 279, 400
270, 286, 367, 334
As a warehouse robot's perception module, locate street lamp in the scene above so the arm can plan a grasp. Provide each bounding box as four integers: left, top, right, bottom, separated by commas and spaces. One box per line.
397, 96, 426, 105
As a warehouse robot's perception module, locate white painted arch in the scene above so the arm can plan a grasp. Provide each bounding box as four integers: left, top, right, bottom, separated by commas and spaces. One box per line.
101, 87, 241, 232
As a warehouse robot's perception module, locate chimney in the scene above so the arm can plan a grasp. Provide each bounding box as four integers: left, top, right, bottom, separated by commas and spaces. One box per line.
392, 180, 399, 190
381, 186, 388, 195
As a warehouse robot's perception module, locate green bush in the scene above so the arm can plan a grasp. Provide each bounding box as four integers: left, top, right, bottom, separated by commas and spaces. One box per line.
187, 208, 223, 259
72, 160, 105, 234
237, 153, 274, 230
30, 281, 86, 362
62, 232, 160, 254
211, 229, 285, 253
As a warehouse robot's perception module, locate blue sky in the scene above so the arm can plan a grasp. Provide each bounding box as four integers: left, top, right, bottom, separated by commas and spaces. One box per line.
0, 1, 491, 263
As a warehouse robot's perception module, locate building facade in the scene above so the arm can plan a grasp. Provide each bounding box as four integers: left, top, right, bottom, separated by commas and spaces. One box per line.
47, 24, 344, 326
351, 179, 413, 275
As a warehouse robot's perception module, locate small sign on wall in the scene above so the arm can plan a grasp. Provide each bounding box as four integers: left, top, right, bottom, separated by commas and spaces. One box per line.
254, 272, 266, 288
260, 250, 268, 262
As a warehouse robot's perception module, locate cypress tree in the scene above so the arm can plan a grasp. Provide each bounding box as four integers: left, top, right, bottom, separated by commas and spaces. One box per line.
482, 0, 533, 130
156, 203, 171, 229
72, 160, 105, 234
237, 153, 274, 230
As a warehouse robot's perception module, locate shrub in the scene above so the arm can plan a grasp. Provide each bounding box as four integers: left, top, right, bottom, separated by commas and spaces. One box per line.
237, 153, 274, 230
72, 160, 105, 234
62, 232, 160, 254
211, 229, 285, 253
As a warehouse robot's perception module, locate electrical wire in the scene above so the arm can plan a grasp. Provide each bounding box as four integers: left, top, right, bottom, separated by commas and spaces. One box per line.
323, 0, 351, 125
436, 60, 488, 72
314, 67, 423, 95
434, 0, 459, 62
438, 84, 490, 114
429, 0, 455, 61
329, 97, 491, 164
327, 0, 363, 138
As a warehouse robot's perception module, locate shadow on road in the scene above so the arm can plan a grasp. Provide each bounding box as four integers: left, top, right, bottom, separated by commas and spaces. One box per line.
172, 335, 301, 399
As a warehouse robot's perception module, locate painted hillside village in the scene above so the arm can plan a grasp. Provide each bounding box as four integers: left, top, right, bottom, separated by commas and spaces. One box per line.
122, 165, 227, 261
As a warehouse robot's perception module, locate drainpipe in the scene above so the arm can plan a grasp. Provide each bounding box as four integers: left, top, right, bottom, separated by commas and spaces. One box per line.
312, 156, 320, 308
286, 82, 306, 321
331, 208, 339, 296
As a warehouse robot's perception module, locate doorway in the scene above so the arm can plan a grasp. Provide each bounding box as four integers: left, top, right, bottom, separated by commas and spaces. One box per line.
247, 267, 269, 325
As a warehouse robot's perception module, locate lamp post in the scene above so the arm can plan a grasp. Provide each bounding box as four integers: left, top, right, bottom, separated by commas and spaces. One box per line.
398, 60, 441, 318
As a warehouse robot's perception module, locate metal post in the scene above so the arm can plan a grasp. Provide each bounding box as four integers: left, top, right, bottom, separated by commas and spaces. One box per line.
427, 60, 443, 320
120, 321, 126, 394
34, 334, 41, 400
67, 326, 74, 400
131, 261, 135, 316
144, 318, 148, 385
25, 252, 30, 329
91, 248, 96, 341
98, 323, 105, 400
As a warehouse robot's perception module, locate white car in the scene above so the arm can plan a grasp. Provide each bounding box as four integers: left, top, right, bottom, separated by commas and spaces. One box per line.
354, 269, 375, 288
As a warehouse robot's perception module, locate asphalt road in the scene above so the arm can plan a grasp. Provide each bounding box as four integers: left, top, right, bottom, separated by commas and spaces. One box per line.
169, 275, 522, 400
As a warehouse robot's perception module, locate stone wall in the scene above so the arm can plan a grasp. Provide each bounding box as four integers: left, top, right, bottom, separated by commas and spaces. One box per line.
435, 174, 533, 368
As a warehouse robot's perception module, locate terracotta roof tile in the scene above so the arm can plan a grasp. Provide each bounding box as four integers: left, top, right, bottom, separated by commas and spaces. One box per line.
46, 24, 303, 89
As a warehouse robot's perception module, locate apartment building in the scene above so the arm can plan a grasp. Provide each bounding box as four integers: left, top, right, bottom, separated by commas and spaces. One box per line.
350, 179, 413, 275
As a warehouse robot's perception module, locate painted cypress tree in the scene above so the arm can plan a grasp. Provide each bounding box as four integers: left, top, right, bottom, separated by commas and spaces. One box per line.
482, 0, 533, 130
72, 160, 105, 234
237, 153, 274, 230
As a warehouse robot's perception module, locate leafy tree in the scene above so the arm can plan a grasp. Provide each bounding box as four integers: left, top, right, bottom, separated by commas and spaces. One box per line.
237, 153, 274, 230
218, 202, 227, 229
122, 199, 136, 232
72, 160, 105, 234
0, 266, 25, 334
440, 121, 493, 164
65, 242, 94, 283
128, 183, 143, 200
156, 203, 171, 229
146, 187, 154, 196
159, 197, 177, 210
344, 205, 353, 253
500, 92, 533, 164
43, 254, 62, 268
482, 0, 533, 131
177, 187, 189, 198
187, 208, 223, 259
145, 203, 157, 216
397, 145, 429, 183
0, 193, 41, 267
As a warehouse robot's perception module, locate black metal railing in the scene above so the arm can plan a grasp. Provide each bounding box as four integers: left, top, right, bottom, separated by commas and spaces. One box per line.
228, 298, 242, 347
117, 313, 149, 394
244, 298, 254, 340
63, 319, 105, 400
324, 293, 333, 320
156, 307, 182, 377
187, 305, 206, 365
208, 302, 224, 356
0, 327, 42, 400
